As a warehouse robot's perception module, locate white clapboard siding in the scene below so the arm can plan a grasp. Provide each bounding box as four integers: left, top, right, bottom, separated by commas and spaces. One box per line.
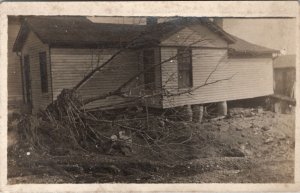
161, 47, 274, 108
8, 22, 23, 104
21, 32, 52, 112
161, 25, 228, 48
51, 48, 162, 109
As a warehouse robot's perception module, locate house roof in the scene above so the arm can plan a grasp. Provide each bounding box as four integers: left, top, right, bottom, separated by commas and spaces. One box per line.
13, 16, 279, 56
13, 16, 237, 52
273, 55, 296, 68
228, 35, 279, 56
142, 17, 236, 43
13, 16, 145, 51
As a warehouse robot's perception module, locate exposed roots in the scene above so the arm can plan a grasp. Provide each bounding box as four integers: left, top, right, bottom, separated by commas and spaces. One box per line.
17, 89, 198, 160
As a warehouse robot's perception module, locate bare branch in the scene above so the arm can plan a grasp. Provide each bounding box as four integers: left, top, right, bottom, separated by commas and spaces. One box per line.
82, 39, 213, 105
166, 73, 237, 97
82, 53, 178, 105
73, 34, 145, 90
204, 53, 228, 84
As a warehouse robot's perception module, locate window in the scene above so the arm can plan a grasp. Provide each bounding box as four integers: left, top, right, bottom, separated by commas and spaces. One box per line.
177, 48, 193, 88
143, 49, 155, 90
39, 52, 48, 93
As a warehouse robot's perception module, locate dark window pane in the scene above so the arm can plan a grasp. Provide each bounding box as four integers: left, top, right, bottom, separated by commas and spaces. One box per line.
143, 49, 155, 90
178, 70, 192, 88
39, 52, 48, 93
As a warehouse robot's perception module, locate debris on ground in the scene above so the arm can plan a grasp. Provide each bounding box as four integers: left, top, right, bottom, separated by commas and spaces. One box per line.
7, 91, 295, 183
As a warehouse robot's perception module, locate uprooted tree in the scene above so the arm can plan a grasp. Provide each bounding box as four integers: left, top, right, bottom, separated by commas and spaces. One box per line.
18, 18, 236, 159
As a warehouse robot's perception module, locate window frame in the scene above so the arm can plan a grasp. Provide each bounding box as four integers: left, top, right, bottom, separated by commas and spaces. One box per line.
177, 47, 193, 89
39, 51, 48, 93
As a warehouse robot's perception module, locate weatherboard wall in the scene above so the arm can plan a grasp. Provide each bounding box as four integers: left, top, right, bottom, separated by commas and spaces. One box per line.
50, 48, 162, 109
161, 47, 274, 108
21, 31, 52, 112
159, 24, 273, 108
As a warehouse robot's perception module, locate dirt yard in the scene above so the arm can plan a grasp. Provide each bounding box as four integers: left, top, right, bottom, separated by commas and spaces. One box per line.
7, 108, 295, 183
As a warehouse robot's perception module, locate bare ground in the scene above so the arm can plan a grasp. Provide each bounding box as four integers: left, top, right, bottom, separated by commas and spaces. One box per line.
7, 109, 295, 183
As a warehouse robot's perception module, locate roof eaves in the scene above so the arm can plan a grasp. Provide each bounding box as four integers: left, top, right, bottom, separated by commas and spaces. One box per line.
13, 19, 49, 52
273, 55, 296, 68
153, 18, 237, 45
12, 21, 29, 52
229, 49, 278, 54
228, 34, 280, 56
25, 19, 50, 45
228, 49, 277, 58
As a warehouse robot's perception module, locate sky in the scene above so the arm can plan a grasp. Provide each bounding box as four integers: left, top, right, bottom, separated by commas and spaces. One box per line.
222, 18, 297, 55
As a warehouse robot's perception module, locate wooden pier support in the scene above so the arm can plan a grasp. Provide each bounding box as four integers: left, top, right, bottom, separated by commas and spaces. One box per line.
191, 104, 204, 123
217, 101, 227, 116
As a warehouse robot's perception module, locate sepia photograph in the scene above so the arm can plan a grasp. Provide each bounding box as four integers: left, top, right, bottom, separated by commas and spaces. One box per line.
0, 1, 299, 192
6, 15, 297, 184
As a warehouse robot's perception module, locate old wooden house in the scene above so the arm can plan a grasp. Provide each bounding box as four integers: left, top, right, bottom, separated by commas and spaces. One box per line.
13, 16, 278, 113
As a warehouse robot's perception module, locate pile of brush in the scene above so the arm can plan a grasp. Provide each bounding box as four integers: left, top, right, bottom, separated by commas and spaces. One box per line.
45, 89, 84, 121
16, 89, 196, 160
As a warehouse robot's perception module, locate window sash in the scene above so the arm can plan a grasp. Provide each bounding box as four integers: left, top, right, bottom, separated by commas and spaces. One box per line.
177, 48, 192, 88
39, 52, 48, 93
143, 49, 155, 89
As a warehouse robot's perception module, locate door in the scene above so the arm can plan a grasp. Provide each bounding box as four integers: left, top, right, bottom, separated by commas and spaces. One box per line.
23, 55, 32, 110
